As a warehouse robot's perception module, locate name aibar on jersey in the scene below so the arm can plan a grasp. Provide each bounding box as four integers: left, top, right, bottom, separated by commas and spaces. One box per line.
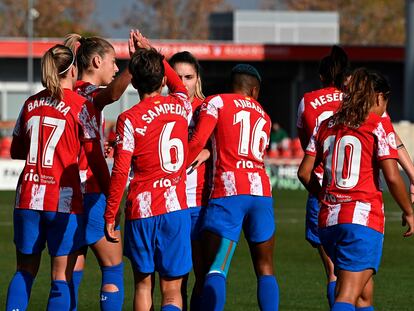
233, 98, 265, 117
27, 96, 71, 116
141, 102, 188, 124
310, 92, 343, 109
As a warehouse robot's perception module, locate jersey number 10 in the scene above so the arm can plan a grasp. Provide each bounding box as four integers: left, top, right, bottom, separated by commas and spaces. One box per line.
324, 135, 362, 189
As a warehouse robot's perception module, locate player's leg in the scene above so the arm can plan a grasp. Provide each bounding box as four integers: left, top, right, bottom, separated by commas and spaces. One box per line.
6, 251, 41, 311
91, 232, 124, 311
355, 276, 374, 311
160, 276, 184, 311
245, 195, 278, 311
7, 209, 45, 311
48, 252, 78, 311
133, 271, 154, 311
46, 211, 85, 311
199, 196, 245, 311
201, 232, 237, 311
186, 206, 206, 311
124, 217, 156, 311
189, 238, 206, 311
320, 224, 383, 311
317, 244, 337, 307
306, 193, 337, 307
157, 209, 192, 311
332, 269, 373, 311
70, 248, 87, 311
84, 192, 124, 311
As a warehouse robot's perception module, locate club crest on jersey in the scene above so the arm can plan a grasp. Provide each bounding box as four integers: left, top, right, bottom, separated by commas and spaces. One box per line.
387, 132, 397, 149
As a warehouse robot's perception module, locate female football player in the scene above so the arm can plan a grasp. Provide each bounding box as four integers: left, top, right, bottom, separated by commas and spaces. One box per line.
298, 68, 414, 311
64, 32, 136, 310
296, 45, 349, 307
169, 51, 211, 311
6, 44, 109, 311
105, 43, 193, 311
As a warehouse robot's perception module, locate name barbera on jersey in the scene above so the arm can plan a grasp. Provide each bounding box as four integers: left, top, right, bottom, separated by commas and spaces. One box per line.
136, 101, 189, 136
310, 92, 343, 109
233, 98, 265, 118
27, 96, 71, 116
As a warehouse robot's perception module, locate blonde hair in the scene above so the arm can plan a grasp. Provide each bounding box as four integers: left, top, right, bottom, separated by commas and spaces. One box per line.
195, 76, 205, 100
41, 44, 74, 100
64, 33, 114, 77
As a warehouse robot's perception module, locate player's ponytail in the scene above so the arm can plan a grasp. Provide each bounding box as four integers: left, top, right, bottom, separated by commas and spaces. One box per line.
64, 33, 114, 77
319, 45, 349, 90
41, 44, 75, 100
332, 67, 377, 128
169, 51, 205, 100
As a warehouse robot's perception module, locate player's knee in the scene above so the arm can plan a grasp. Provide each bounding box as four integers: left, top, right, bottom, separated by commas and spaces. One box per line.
101, 262, 124, 293
255, 263, 274, 276
208, 238, 237, 278
102, 283, 119, 292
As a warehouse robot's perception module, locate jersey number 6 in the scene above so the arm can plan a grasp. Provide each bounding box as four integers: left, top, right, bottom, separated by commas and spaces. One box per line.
159, 121, 184, 173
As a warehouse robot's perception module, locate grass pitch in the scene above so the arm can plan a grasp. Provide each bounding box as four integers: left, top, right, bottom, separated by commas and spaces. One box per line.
0, 190, 413, 310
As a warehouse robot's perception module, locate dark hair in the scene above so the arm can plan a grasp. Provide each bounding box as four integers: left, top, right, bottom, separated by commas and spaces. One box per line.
169, 51, 204, 99
231, 64, 261, 93
41, 44, 75, 100
319, 45, 349, 90
332, 68, 390, 128
64, 33, 114, 77
169, 51, 201, 77
129, 48, 165, 94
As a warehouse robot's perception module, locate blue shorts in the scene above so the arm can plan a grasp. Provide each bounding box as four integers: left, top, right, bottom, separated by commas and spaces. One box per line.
124, 209, 192, 277
14, 209, 85, 257
201, 195, 275, 243
83, 193, 120, 245
305, 193, 321, 247
319, 224, 384, 274
189, 206, 204, 241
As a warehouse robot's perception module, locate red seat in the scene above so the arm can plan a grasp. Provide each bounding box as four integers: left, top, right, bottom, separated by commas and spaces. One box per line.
0, 136, 12, 158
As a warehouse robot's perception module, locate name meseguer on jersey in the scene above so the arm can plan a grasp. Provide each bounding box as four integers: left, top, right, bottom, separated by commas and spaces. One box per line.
27, 97, 71, 115
310, 92, 343, 109
233, 98, 265, 117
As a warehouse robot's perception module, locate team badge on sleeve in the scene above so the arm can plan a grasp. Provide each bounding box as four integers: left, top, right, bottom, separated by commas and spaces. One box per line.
387, 132, 397, 150
201, 95, 223, 118
78, 105, 98, 140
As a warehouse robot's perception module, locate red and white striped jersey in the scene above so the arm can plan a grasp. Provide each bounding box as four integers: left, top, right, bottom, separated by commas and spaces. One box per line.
186, 96, 212, 207
189, 94, 272, 199
297, 86, 343, 180
74, 80, 106, 194
13, 88, 99, 214
105, 60, 192, 223
306, 113, 399, 233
